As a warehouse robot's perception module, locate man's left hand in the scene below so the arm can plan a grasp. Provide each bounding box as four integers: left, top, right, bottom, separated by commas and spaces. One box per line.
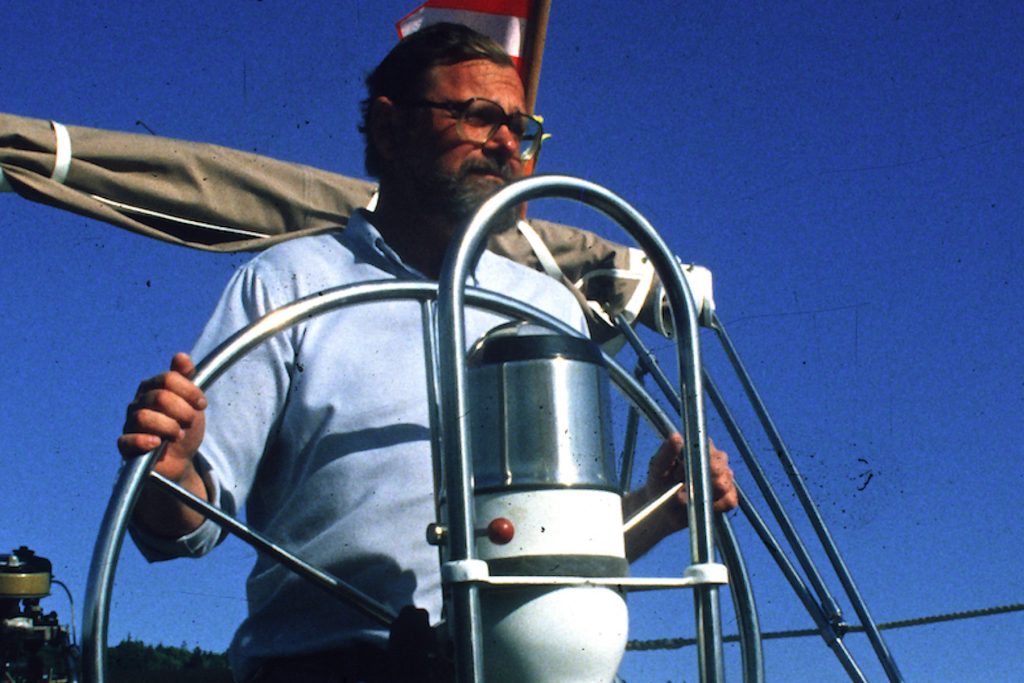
644, 433, 738, 534
624, 434, 736, 560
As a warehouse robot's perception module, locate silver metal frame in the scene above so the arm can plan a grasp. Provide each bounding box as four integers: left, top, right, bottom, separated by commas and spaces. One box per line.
706, 314, 904, 681
435, 175, 726, 682
81, 275, 732, 682
613, 303, 905, 680
81, 173, 902, 682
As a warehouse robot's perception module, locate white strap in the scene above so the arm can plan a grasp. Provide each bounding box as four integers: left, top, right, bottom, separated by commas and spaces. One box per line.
574, 247, 656, 328
3, 122, 74, 191
365, 189, 379, 211
50, 121, 72, 184
621, 247, 656, 324
516, 219, 563, 280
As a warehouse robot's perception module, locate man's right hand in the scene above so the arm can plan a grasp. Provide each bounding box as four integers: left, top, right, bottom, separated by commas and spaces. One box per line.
118, 352, 210, 537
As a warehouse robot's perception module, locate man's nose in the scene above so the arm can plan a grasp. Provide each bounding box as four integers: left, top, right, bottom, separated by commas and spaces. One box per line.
485, 123, 521, 160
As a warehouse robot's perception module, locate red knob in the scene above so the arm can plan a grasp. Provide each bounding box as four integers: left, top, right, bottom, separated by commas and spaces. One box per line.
487, 517, 515, 545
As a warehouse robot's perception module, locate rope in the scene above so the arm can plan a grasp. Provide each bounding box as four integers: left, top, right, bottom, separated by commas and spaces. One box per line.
627, 602, 1024, 651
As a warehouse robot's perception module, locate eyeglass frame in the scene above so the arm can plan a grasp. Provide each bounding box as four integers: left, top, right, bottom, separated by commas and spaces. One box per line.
395, 97, 544, 161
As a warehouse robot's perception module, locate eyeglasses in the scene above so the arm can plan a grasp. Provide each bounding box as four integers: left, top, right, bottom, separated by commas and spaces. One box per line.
398, 97, 544, 161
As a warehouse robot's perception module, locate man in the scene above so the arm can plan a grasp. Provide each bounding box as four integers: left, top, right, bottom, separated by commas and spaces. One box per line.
119, 23, 736, 682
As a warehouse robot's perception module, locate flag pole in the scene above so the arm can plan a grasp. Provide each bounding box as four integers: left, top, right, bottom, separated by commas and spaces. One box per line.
519, 0, 551, 206
522, 0, 551, 115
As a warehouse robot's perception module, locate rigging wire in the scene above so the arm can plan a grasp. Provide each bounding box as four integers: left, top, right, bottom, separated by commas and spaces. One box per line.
627, 602, 1024, 651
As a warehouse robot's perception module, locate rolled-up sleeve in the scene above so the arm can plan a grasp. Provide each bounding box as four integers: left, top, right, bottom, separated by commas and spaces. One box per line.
127, 258, 293, 562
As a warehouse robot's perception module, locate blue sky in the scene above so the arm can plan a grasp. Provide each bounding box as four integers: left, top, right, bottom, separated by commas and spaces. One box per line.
2, 2, 1021, 681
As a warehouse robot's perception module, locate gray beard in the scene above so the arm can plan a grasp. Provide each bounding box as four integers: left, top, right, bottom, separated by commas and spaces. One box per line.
403, 157, 520, 233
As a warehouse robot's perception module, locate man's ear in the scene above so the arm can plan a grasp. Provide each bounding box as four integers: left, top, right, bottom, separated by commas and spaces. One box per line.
368, 97, 404, 163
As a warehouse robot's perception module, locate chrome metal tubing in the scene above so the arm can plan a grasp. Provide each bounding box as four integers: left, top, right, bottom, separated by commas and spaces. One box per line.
420, 299, 446, 517
618, 297, 898, 681
611, 256, 892, 681
614, 312, 765, 682
82, 442, 156, 683
704, 370, 866, 678
736, 491, 868, 682
82, 281, 603, 683
147, 471, 397, 626
715, 515, 764, 683
615, 312, 683, 413
702, 371, 844, 624
619, 399, 641, 492
616, 311, 843, 635
709, 313, 904, 682
439, 175, 724, 682
605, 359, 678, 440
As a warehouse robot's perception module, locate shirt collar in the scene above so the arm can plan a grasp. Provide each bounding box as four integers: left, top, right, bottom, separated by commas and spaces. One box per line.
347, 209, 427, 280
347, 209, 484, 285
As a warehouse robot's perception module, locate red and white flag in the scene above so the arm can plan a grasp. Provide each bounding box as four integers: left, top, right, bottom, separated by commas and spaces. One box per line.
397, 0, 534, 78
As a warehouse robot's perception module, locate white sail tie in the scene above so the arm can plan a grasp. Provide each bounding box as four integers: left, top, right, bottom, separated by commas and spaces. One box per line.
50, 121, 72, 185
516, 219, 563, 280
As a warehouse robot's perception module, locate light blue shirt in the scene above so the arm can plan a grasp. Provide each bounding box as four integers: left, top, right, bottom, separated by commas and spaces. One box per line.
131, 211, 587, 678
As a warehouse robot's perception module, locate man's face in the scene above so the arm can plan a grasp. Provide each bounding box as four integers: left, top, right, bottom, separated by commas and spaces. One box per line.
392, 59, 528, 226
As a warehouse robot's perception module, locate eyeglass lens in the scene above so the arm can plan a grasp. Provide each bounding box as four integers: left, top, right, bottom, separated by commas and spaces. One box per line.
458, 99, 541, 159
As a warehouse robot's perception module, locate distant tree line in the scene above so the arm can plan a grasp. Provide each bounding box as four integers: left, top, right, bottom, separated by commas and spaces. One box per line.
107, 635, 231, 683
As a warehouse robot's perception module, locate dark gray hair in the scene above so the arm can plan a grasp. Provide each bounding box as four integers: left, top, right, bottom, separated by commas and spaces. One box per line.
359, 22, 516, 177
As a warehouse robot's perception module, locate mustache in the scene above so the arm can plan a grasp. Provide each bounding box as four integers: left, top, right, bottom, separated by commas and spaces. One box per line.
457, 158, 513, 183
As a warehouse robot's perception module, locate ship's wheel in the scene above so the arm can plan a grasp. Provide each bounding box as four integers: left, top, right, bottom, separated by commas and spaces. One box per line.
83, 176, 762, 682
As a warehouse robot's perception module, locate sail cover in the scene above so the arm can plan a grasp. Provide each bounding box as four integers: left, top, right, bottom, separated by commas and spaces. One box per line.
0, 113, 375, 251
1, 112, 663, 342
